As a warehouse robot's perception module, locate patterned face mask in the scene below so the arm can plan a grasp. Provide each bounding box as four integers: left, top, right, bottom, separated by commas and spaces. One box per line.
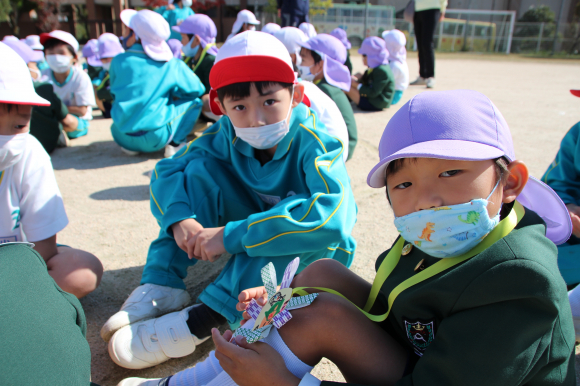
394, 180, 502, 258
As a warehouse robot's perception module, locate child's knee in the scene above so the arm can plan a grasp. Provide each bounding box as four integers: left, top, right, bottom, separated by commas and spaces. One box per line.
294, 259, 345, 287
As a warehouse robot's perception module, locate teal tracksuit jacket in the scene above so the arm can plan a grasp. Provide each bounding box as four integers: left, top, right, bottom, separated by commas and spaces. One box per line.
109, 44, 205, 153
156, 6, 195, 40
143, 103, 357, 324
543, 121, 580, 284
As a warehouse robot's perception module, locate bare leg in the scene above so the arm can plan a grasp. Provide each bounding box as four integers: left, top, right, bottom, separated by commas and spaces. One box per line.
46, 247, 103, 298
61, 114, 79, 132
345, 86, 361, 105
280, 260, 407, 385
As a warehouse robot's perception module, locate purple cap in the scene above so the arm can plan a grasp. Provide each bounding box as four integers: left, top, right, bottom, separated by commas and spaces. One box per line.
172, 14, 218, 56
298, 34, 351, 91
358, 36, 388, 68
82, 39, 102, 67
97, 33, 124, 62
367, 89, 572, 245
2, 39, 44, 63
167, 39, 183, 58
330, 28, 351, 50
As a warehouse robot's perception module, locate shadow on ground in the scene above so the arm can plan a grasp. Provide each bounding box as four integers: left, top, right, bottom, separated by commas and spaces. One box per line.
82, 255, 231, 386
90, 185, 150, 201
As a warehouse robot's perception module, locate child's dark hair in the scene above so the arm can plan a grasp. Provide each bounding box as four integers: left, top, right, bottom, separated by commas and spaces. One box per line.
43, 38, 76, 58
311, 50, 322, 64
216, 81, 294, 105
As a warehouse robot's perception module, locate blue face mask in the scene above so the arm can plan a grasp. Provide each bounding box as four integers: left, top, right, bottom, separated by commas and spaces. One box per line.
393, 180, 502, 258
182, 38, 200, 58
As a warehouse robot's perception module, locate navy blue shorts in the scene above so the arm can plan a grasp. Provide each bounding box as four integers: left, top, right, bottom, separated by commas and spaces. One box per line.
358, 97, 382, 112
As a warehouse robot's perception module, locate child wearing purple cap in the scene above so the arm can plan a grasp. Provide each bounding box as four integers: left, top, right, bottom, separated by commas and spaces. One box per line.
330, 28, 352, 74
346, 36, 395, 112
91, 33, 125, 119
155, 89, 573, 386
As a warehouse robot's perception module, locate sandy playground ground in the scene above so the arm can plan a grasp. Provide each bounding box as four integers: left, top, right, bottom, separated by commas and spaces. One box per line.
51, 52, 580, 385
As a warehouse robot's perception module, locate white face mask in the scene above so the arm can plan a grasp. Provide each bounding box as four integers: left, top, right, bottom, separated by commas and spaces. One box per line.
182, 0, 193, 6
233, 87, 294, 150
298, 64, 321, 82
0, 133, 28, 171
102, 61, 111, 71
29, 68, 41, 80
248, 25, 256, 31
46, 54, 72, 74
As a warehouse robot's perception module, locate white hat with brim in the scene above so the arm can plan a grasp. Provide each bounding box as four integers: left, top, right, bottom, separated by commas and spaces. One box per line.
24, 35, 44, 50
121, 9, 173, 62
231, 10, 260, 35
39, 30, 79, 53
0, 42, 50, 106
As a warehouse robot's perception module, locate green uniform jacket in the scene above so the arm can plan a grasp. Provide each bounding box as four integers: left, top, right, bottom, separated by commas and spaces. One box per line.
359, 64, 396, 110
315, 78, 357, 161
186, 52, 216, 95
542, 121, 580, 205
0, 244, 93, 385
96, 73, 112, 103
345, 51, 352, 75
30, 81, 68, 154
322, 208, 575, 386
86, 64, 102, 81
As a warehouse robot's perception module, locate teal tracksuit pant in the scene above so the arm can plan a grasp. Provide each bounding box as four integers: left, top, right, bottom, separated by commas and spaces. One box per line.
109, 44, 205, 153
143, 104, 357, 324
543, 121, 580, 284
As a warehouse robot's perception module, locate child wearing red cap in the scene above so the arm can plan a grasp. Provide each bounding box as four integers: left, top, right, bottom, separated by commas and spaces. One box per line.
119, 89, 575, 386
104, 31, 357, 372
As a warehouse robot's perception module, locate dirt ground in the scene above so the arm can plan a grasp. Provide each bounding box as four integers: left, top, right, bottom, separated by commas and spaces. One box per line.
51, 52, 580, 385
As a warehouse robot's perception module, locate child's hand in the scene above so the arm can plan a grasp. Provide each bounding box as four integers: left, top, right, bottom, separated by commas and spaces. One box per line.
187, 226, 226, 262
171, 218, 204, 258
212, 329, 300, 386
567, 204, 580, 237
236, 286, 269, 325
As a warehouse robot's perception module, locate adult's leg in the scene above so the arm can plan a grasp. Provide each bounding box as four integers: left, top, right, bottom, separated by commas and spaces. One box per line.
46, 246, 103, 298
413, 11, 425, 79
419, 9, 440, 79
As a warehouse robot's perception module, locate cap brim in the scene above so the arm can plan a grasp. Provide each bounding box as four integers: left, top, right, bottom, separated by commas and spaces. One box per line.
366, 139, 505, 188
0, 90, 50, 106
87, 56, 102, 67
171, 25, 183, 33
297, 40, 313, 51
249, 21, 261, 25
121, 9, 137, 28
517, 176, 572, 245
570, 90, 580, 97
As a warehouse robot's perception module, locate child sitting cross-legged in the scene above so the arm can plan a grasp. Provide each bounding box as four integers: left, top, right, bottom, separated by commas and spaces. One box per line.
120, 89, 575, 386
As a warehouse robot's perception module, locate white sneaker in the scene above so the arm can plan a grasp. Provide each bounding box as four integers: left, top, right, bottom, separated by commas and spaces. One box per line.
108, 304, 210, 369
117, 378, 163, 386
164, 142, 186, 158
410, 76, 427, 86
57, 130, 69, 148
426, 77, 436, 88
101, 284, 191, 342
121, 147, 140, 156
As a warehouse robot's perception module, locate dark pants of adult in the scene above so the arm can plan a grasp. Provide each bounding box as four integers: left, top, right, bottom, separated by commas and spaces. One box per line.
281, 13, 308, 27
413, 8, 440, 79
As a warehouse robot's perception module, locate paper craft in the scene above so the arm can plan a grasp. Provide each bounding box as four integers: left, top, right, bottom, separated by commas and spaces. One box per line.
231, 257, 318, 344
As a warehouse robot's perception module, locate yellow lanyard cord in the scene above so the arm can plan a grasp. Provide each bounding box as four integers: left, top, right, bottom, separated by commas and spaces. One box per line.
96, 74, 109, 91
192, 43, 215, 73
293, 202, 525, 322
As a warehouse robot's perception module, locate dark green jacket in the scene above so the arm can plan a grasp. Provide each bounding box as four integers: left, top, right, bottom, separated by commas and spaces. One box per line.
345, 51, 352, 75
96, 73, 113, 103
0, 243, 93, 385
186, 52, 215, 95
30, 81, 68, 154
322, 207, 575, 386
316, 78, 357, 161
359, 64, 395, 110
86, 64, 102, 81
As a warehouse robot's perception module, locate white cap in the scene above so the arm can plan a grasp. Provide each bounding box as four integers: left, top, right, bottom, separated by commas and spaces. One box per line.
232, 10, 260, 35
39, 30, 79, 53
274, 27, 307, 55
261, 23, 281, 35
121, 9, 173, 62
23, 35, 43, 50
299, 23, 317, 38
0, 42, 50, 106
2, 36, 19, 43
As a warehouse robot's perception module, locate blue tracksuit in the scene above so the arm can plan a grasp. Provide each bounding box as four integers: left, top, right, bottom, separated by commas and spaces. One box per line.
156, 6, 195, 40
109, 44, 205, 153
144, 103, 357, 324
543, 121, 580, 284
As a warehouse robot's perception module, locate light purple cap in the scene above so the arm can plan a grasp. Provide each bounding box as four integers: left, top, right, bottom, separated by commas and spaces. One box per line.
367, 89, 572, 245
167, 39, 183, 58
298, 34, 351, 92
82, 39, 101, 67
172, 14, 218, 56
330, 28, 351, 50
3, 39, 44, 63
97, 33, 124, 63
358, 36, 388, 68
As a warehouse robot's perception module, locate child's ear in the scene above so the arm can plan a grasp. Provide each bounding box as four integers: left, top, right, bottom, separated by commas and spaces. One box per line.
214, 97, 227, 116
292, 83, 305, 108
502, 160, 529, 204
